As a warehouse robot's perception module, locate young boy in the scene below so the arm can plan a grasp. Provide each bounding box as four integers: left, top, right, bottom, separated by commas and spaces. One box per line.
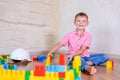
47, 12, 108, 75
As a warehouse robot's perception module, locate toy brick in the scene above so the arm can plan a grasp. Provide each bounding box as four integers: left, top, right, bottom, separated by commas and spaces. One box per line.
58, 72, 65, 78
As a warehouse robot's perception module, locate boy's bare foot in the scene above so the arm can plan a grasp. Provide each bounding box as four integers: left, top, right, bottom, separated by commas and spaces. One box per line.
87, 61, 94, 66
85, 66, 97, 75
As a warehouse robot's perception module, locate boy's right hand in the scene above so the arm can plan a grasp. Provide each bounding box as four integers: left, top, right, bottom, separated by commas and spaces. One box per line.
47, 53, 52, 57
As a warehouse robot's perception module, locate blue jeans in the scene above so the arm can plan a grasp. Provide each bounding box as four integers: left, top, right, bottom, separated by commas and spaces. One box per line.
69, 53, 108, 72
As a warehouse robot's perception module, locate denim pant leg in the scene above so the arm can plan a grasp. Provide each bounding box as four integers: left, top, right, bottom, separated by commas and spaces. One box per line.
81, 57, 88, 71
89, 53, 109, 65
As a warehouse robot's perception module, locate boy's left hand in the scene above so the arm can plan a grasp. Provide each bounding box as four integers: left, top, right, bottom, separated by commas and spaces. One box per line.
67, 54, 75, 61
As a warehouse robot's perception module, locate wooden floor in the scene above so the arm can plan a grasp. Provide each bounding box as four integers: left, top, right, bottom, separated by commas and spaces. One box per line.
17, 53, 120, 80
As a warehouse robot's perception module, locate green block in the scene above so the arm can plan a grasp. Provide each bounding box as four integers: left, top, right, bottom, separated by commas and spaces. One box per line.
0, 58, 5, 64
59, 78, 64, 80
9, 64, 13, 70
52, 53, 55, 59
25, 76, 29, 80
73, 68, 78, 79
25, 70, 30, 76
74, 72, 78, 79
79, 66, 82, 71
25, 70, 30, 80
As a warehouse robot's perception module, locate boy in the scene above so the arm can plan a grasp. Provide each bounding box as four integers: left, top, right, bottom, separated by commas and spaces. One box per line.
47, 12, 108, 75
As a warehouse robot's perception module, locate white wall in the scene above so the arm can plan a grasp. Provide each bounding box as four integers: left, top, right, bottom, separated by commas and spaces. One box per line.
59, 0, 120, 55
0, 0, 60, 54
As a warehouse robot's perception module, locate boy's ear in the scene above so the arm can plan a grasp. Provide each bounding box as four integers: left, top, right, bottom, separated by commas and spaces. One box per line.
74, 20, 75, 24
74, 20, 77, 25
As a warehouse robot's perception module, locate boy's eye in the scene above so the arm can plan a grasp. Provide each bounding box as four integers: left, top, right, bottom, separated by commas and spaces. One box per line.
77, 20, 80, 22
83, 20, 86, 22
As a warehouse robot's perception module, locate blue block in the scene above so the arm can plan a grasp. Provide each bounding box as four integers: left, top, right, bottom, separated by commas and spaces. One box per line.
68, 66, 72, 70
4, 64, 9, 70
13, 64, 18, 70
46, 66, 51, 72
75, 77, 82, 80
51, 65, 55, 72
55, 65, 59, 72
37, 55, 47, 62
58, 65, 65, 72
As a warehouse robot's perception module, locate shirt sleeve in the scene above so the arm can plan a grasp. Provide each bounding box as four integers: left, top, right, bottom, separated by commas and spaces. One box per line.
84, 34, 92, 48
60, 33, 69, 46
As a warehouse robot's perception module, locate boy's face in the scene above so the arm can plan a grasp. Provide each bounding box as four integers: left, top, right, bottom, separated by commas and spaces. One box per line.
74, 16, 89, 30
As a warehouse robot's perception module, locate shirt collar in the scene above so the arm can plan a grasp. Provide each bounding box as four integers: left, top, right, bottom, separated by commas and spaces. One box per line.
74, 29, 86, 37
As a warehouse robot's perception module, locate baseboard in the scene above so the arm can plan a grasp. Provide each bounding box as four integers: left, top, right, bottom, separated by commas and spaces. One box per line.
107, 54, 120, 59
30, 50, 120, 59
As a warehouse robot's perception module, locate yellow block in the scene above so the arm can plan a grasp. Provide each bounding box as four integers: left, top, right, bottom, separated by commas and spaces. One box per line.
67, 70, 74, 80
55, 72, 58, 78
106, 60, 112, 69
50, 72, 54, 78
0, 55, 3, 58
78, 71, 81, 77
30, 70, 34, 76
45, 72, 50, 77
65, 66, 68, 72
0, 65, 4, 71
29, 76, 35, 80
46, 56, 50, 66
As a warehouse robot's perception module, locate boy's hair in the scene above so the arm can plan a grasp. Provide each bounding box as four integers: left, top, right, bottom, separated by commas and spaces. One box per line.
75, 12, 88, 20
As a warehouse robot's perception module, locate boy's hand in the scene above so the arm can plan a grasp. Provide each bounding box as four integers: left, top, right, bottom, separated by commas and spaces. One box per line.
47, 53, 52, 57
67, 54, 74, 61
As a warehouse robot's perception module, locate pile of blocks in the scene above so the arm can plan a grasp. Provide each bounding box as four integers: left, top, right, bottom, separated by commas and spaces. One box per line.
0, 53, 82, 80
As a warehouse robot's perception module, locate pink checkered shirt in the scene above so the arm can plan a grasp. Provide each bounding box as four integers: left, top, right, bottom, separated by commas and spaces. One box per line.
60, 30, 92, 57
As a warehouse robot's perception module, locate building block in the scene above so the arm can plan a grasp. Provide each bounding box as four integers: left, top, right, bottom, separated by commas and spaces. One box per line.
106, 60, 113, 69
59, 65, 65, 72
52, 53, 55, 59
49, 55, 52, 62
29, 76, 34, 80
25, 70, 30, 80
37, 55, 47, 62
34, 65, 45, 76
0, 58, 5, 64
46, 56, 50, 66
13, 64, 18, 70
32, 56, 38, 61
0, 55, 3, 58
59, 72, 65, 78
4, 64, 9, 70
9, 64, 13, 70
59, 53, 65, 65
75, 77, 82, 80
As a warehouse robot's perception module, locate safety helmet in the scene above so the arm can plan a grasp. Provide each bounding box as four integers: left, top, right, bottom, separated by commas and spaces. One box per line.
10, 48, 31, 61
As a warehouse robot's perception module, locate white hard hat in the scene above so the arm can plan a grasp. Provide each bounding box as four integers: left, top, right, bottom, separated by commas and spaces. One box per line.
10, 48, 31, 61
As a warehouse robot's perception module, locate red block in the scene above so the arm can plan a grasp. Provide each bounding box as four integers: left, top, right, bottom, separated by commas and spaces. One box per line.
35, 65, 40, 70
40, 70, 45, 76
33, 56, 38, 61
34, 65, 45, 76
58, 72, 65, 78
41, 65, 45, 70
49, 55, 52, 62
110, 60, 114, 69
2, 55, 7, 59
59, 53, 65, 65
34, 70, 41, 76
